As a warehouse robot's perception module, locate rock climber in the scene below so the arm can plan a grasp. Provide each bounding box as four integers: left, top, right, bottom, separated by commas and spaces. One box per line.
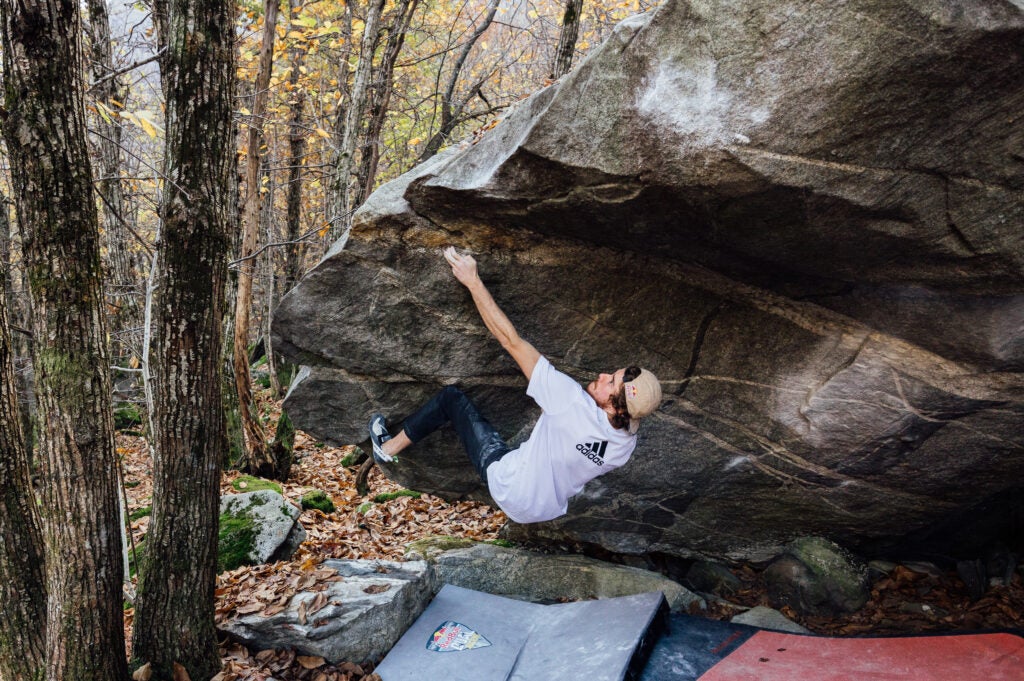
367, 246, 662, 523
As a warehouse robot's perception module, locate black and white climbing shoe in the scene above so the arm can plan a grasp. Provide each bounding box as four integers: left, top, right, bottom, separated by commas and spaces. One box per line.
368, 413, 393, 463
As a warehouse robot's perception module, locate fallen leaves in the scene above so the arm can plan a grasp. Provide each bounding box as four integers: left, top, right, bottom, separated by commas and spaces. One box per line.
122, 385, 506, 681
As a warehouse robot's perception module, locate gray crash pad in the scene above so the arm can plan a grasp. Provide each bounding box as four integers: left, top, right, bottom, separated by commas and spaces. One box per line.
375, 584, 668, 681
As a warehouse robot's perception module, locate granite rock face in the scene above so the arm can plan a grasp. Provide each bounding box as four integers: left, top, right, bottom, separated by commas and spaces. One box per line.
273, 0, 1024, 561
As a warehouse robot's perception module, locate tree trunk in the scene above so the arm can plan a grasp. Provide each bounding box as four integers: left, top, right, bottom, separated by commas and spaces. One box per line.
129, 0, 236, 677
283, 0, 307, 295
233, 0, 278, 477
0, 215, 46, 681
328, 0, 385, 242
551, 0, 584, 79
356, 0, 419, 204
0, 1, 129, 679
0, 191, 33, 458
418, 0, 500, 162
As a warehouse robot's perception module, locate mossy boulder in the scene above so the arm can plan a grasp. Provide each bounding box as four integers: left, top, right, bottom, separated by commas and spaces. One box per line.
764, 536, 869, 616
300, 489, 336, 514
219, 490, 305, 571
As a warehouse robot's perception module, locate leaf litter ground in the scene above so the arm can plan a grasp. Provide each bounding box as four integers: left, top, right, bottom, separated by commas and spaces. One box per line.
119, 388, 1023, 681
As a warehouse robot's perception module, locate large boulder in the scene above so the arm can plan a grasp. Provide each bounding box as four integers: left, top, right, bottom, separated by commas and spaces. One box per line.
273, 0, 1024, 562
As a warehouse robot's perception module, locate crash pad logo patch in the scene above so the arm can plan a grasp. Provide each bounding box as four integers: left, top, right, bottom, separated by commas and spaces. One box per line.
426, 621, 491, 652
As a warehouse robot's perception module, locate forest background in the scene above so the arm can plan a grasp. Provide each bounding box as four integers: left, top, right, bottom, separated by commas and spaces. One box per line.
0, 0, 657, 680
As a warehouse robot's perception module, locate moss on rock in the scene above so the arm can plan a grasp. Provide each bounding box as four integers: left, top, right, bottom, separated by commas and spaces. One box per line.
231, 475, 282, 495
218, 512, 258, 572
373, 489, 421, 503
404, 535, 478, 561
300, 489, 335, 513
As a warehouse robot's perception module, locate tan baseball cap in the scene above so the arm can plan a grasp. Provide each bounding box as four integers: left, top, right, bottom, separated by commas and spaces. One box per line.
624, 368, 662, 434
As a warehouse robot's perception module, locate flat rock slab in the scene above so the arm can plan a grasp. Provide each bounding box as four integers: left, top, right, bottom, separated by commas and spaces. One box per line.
218, 559, 433, 664
375, 584, 667, 681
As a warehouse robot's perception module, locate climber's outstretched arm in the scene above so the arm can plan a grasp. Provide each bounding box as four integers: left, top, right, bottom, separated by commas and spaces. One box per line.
443, 247, 540, 380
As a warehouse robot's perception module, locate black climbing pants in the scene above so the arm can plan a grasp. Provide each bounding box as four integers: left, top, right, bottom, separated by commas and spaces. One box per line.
401, 386, 510, 483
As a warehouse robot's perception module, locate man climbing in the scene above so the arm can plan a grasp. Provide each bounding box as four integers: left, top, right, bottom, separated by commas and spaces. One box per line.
367, 246, 662, 524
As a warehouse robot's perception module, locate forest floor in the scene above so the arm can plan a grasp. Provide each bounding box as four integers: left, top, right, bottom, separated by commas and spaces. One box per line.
119, 386, 1023, 681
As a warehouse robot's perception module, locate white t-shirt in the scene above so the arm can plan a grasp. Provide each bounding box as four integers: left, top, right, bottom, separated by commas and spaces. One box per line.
486, 356, 637, 523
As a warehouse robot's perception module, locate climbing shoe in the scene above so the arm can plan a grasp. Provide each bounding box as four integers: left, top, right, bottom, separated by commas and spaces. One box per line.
368, 413, 393, 463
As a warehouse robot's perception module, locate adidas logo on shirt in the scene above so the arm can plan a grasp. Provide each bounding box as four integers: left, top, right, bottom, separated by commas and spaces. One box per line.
576, 440, 608, 466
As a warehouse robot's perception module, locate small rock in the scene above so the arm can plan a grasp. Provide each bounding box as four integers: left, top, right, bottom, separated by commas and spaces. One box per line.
902, 561, 944, 579
731, 606, 811, 634
685, 560, 742, 596
867, 560, 896, 580
898, 602, 949, 618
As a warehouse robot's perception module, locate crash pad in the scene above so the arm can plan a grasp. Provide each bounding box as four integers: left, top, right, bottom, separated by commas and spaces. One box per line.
375, 584, 668, 681
641, 613, 1024, 681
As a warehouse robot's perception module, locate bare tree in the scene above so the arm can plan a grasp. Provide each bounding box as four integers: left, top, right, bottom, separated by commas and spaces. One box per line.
418, 0, 501, 162
328, 0, 385, 241
0, 0, 129, 678
130, 0, 236, 676
283, 0, 309, 295
356, 0, 420, 203
234, 0, 279, 477
85, 0, 143, 373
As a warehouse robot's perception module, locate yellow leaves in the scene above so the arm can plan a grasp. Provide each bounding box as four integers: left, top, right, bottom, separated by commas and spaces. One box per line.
408, 137, 421, 146
314, 127, 331, 139
287, 30, 305, 39
95, 101, 114, 124
119, 110, 162, 139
